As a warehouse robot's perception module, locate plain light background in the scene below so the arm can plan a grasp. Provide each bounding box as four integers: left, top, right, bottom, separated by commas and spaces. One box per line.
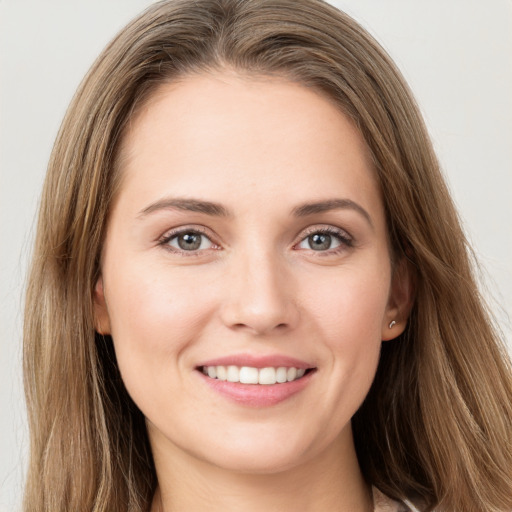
1, 1, 511, 509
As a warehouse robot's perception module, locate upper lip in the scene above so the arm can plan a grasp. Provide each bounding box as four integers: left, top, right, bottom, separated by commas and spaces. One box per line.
197, 354, 314, 370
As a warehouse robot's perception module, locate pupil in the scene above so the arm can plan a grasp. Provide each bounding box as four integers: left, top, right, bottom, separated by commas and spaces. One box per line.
178, 233, 201, 250
309, 233, 331, 251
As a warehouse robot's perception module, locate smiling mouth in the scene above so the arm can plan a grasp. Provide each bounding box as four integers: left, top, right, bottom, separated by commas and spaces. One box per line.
199, 365, 315, 385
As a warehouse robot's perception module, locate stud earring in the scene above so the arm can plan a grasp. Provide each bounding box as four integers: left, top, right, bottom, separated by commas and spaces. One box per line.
389, 320, 396, 329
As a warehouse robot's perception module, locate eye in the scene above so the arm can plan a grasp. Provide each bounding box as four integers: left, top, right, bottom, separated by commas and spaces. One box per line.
164, 230, 214, 252
300, 232, 340, 251
296, 227, 352, 252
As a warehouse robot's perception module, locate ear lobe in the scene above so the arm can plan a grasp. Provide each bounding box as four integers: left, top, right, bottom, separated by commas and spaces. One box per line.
382, 258, 415, 341
93, 276, 111, 335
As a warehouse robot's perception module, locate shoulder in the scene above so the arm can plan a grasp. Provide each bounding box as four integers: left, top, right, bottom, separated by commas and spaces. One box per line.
372, 487, 423, 512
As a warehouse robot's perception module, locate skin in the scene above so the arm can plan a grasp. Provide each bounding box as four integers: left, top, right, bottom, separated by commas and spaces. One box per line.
94, 71, 411, 512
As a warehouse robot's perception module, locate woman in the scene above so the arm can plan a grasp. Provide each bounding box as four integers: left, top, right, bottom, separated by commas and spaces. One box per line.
23, 0, 512, 511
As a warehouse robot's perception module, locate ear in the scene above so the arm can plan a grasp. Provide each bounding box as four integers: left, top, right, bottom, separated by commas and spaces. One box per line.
93, 276, 111, 335
381, 257, 415, 341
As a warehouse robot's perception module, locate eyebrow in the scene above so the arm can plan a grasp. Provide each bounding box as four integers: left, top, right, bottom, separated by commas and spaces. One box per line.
292, 199, 373, 227
138, 197, 231, 218
138, 196, 372, 227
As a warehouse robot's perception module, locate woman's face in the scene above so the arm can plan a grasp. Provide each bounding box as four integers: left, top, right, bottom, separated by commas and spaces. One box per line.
95, 72, 409, 474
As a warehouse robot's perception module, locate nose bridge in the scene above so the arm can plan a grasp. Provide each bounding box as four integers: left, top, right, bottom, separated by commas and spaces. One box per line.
220, 242, 298, 335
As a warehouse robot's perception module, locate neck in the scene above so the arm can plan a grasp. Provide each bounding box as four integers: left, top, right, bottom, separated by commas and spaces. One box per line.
150, 428, 373, 512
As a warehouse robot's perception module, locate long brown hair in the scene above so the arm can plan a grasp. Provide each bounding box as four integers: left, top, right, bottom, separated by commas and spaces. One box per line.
23, 1, 512, 510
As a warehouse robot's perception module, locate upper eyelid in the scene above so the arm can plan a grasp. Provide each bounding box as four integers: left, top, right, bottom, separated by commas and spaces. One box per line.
296, 224, 353, 240
159, 224, 214, 242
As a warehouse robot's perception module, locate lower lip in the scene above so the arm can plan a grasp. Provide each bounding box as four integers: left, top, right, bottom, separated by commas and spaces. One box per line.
198, 370, 315, 407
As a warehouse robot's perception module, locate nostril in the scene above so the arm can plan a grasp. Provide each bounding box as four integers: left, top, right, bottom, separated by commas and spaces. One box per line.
228, 321, 290, 335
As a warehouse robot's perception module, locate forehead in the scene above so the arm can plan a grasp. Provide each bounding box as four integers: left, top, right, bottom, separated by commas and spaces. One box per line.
115, 71, 382, 221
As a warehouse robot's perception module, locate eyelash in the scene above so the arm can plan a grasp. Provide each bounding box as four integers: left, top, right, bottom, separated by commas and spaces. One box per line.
295, 226, 353, 254
158, 226, 219, 256
158, 225, 354, 256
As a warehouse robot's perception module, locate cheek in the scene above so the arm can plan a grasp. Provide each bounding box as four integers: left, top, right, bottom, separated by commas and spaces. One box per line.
306, 265, 390, 342
103, 262, 216, 385
303, 265, 389, 399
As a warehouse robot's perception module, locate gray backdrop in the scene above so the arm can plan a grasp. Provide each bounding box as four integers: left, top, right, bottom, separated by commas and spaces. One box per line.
1, 1, 511, 510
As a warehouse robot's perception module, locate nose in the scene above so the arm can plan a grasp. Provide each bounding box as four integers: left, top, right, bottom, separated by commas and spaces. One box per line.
219, 248, 299, 336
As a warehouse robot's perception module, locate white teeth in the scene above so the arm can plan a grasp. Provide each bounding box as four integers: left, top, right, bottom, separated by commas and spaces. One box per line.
216, 365, 227, 381
201, 365, 309, 384
259, 367, 276, 385
239, 366, 259, 384
276, 367, 287, 383
226, 365, 239, 382
286, 367, 297, 381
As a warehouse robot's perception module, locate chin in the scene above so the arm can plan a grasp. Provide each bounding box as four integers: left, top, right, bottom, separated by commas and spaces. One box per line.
192, 427, 329, 475
208, 448, 308, 475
